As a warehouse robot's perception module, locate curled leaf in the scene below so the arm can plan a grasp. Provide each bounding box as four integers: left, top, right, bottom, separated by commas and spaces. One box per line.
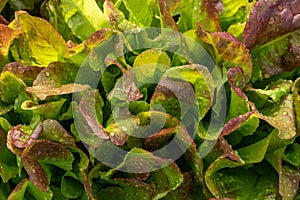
79, 90, 109, 139
21, 99, 67, 120
7, 124, 42, 155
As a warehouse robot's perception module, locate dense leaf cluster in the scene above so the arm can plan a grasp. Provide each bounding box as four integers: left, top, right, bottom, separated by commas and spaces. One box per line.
0, 0, 299, 199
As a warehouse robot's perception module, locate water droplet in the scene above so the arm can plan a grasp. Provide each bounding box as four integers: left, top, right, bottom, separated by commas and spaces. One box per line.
7, 65, 13, 71
17, 66, 25, 74
293, 179, 297, 183
269, 17, 275, 24
33, 80, 39, 86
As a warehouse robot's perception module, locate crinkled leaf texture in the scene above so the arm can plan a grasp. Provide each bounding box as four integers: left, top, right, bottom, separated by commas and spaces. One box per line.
243, 0, 300, 79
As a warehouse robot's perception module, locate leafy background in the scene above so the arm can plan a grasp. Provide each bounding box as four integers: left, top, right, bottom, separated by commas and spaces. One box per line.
0, 0, 299, 199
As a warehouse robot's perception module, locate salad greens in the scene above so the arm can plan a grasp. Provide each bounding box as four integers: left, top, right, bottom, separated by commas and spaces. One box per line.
0, 0, 299, 199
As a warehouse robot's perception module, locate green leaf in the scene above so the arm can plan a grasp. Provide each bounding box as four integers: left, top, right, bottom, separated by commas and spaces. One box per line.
0, 0, 8, 12
8, 0, 35, 10
45, 0, 76, 42
49, 186, 68, 200
101, 178, 154, 200
0, 71, 25, 104
33, 62, 79, 87
0, 181, 11, 200
177, 0, 221, 32
161, 173, 194, 200
103, 0, 136, 31
151, 163, 183, 200
246, 79, 293, 109
218, 0, 252, 30
57, 0, 108, 40
0, 128, 18, 182
248, 173, 279, 199
133, 48, 171, 86
10, 11, 68, 66
7, 179, 53, 200
40, 119, 75, 147
122, 0, 155, 27
227, 22, 246, 40
61, 171, 84, 199
283, 143, 300, 167
21, 99, 67, 120
292, 77, 300, 134
259, 94, 297, 140
205, 133, 272, 198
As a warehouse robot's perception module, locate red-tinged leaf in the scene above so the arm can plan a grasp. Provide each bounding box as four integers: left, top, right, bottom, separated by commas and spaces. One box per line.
2, 62, 43, 85
0, 15, 9, 25
219, 137, 244, 163
84, 28, 113, 50
26, 83, 90, 100
22, 157, 49, 192
196, 24, 252, 84
158, 0, 179, 31
243, 0, 300, 49
227, 67, 257, 111
218, 112, 255, 162
40, 119, 76, 147
22, 140, 74, 171
279, 164, 300, 200
79, 90, 109, 139
220, 111, 255, 137
108, 70, 143, 102
7, 124, 42, 155
144, 127, 177, 151
0, 24, 22, 67
243, 0, 300, 78
105, 121, 128, 146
